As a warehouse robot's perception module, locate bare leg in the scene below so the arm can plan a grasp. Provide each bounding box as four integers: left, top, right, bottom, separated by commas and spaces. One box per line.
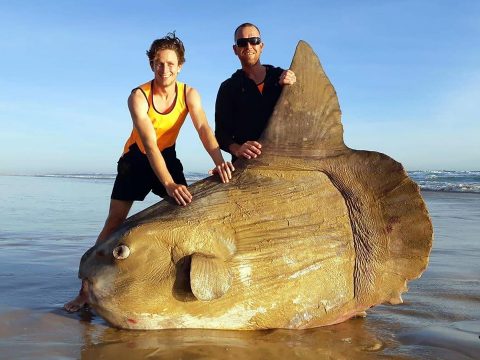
64, 199, 133, 312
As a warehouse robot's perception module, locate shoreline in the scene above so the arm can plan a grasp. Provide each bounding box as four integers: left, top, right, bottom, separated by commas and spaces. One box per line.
1, 174, 479, 195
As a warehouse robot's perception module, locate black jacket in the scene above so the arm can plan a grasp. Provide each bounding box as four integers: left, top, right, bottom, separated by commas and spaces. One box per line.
215, 65, 284, 160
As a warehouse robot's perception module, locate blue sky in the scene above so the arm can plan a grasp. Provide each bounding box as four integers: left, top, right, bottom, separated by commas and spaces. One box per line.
1, 0, 478, 174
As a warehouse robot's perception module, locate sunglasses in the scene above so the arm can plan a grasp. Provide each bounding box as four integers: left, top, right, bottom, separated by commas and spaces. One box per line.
235, 37, 261, 47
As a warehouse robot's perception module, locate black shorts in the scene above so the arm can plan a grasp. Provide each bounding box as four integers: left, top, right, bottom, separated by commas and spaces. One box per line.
111, 143, 187, 201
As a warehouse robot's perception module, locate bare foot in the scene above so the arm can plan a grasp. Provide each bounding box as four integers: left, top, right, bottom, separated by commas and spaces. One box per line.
64, 281, 89, 312
64, 293, 88, 312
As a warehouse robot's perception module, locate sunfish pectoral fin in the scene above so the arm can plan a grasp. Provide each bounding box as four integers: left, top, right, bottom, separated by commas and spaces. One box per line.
190, 253, 232, 301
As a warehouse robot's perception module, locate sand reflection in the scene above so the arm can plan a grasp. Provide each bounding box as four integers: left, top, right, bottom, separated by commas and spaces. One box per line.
79, 314, 392, 359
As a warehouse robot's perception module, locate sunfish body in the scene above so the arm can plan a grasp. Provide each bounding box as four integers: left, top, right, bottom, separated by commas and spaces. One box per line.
79, 41, 433, 330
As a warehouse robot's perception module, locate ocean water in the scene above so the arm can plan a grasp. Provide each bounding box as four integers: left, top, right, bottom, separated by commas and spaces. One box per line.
35, 170, 480, 193
409, 170, 480, 193
0, 173, 479, 359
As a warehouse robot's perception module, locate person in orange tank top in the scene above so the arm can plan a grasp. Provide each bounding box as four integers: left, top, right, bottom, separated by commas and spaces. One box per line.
64, 33, 234, 312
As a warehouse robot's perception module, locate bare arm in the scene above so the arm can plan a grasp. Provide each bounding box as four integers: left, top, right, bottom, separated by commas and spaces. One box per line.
128, 89, 192, 206
186, 86, 234, 183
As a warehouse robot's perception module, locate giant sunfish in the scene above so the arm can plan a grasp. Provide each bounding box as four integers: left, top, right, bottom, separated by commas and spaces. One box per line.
78, 41, 433, 330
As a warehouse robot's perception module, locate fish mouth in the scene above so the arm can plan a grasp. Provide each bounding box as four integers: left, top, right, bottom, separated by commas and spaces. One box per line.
83, 270, 117, 308
83, 278, 105, 308
84, 279, 98, 306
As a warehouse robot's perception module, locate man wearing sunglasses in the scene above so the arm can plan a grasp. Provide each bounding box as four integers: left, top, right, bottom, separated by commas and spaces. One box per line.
215, 23, 296, 162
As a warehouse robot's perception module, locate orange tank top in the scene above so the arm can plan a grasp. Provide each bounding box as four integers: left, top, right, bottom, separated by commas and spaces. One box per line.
123, 80, 189, 154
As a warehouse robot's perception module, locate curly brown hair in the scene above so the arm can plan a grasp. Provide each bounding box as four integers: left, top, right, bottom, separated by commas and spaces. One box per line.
146, 32, 186, 65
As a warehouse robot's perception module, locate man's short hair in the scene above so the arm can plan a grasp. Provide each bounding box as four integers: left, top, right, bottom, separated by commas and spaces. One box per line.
233, 23, 261, 41
146, 32, 186, 65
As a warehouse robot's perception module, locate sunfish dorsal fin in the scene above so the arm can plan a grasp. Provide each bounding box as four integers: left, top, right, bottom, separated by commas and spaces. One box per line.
261, 41, 348, 158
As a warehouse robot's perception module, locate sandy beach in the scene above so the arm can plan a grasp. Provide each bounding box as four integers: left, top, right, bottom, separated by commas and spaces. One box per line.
0, 175, 478, 359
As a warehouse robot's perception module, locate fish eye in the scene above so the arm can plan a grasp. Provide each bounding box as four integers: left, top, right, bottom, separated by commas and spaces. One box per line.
113, 245, 130, 260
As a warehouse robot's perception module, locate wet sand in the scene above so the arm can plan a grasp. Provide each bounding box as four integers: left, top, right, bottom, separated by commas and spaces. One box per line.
0, 176, 479, 359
